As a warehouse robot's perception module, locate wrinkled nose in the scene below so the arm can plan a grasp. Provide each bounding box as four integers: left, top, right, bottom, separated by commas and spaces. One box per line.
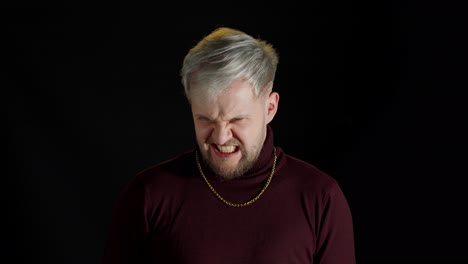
211, 123, 232, 145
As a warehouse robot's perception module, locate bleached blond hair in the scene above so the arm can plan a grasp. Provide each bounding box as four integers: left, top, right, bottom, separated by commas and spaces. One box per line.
180, 27, 279, 102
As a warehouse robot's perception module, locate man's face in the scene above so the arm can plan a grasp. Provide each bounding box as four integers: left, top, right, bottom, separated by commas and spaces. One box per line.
190, 79, 279, 180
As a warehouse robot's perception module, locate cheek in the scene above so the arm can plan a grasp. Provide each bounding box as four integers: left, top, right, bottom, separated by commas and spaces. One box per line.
194, 123, 212, 142
246, 124, 265, 147
232, 125, 256, 147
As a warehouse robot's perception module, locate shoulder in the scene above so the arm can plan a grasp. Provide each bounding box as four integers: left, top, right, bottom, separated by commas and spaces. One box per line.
283, 154, 334, 181
279, 152, 341, 196
134, 149, 196, 187
113, 149, 197, 212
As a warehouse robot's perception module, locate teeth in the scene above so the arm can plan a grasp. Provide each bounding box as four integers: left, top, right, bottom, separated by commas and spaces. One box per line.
217, 145, 236, 153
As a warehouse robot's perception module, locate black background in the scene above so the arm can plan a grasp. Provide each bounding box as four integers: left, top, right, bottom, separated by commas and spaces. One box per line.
6, 0, 468, 263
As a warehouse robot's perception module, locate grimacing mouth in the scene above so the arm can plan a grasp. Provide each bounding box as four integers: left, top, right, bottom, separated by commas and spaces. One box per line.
212, 144, 239, 154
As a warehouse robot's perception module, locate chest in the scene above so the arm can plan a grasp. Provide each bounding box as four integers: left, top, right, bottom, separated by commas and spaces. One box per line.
147, 185, 316, 264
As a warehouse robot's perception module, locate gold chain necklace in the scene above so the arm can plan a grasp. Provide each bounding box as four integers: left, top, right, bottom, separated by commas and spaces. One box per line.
195, 147, 277, 207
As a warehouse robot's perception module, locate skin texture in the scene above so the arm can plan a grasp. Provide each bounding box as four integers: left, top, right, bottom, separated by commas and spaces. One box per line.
190, 79, 279, 180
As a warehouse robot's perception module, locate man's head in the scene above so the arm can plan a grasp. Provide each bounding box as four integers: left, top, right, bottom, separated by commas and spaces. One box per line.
180, 27, 280, 180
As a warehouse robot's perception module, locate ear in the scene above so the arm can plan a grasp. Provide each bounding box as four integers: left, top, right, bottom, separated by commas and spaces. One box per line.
265, 91, 280, 124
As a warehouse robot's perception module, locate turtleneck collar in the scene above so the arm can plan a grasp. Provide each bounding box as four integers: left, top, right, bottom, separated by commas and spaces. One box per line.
196, 125, 279, 183
243, 124, 275, 177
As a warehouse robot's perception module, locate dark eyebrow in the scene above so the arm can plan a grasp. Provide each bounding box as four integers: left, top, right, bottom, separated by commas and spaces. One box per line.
194, 114, 212, 121
194, 114, 250, 122
230, 115, 249, 121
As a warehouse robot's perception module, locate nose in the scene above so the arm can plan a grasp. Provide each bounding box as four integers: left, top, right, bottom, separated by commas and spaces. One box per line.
211, 123, 232, 145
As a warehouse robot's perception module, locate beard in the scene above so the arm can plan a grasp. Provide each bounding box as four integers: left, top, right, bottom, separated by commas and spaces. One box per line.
199, 142, 262, 180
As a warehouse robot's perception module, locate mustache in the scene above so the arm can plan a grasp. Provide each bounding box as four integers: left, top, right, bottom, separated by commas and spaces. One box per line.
206, 139, 241, 146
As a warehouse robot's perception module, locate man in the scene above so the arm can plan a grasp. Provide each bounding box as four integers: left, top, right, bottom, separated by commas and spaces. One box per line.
102, 27, 355, 263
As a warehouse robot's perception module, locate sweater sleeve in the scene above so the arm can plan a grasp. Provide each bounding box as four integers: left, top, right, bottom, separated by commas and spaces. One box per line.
101, 176, 150, 264
314, 182, 356, 264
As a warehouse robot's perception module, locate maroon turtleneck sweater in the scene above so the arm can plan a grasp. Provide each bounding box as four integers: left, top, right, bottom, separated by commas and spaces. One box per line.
102, 126, 355, 264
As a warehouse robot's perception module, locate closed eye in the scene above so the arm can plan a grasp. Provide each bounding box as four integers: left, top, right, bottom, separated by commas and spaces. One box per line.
196, 116, 211, 122
231, 117, 247, 123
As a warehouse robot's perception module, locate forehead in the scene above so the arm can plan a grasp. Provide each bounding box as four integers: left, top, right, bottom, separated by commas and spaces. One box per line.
190, 79, 261, 117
